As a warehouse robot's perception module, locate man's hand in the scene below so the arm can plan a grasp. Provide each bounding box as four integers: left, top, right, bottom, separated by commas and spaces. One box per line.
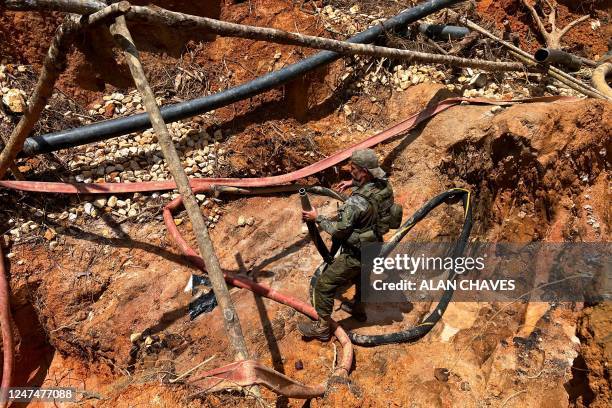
335, 179, 354, 192
302, 208, 318, 222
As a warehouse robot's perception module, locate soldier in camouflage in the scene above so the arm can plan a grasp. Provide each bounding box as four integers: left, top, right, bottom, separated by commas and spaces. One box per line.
298, 148, 396, 341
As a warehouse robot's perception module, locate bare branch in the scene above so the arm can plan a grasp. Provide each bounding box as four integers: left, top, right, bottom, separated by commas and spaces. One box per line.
520, 0, 590, 50
4, 0, 105, 13
558, 14, 590, 37
109, 12, 254, 369
521, 0, 549, 43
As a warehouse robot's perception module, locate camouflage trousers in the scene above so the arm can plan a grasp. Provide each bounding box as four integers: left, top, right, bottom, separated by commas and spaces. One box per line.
312, 252, 363, 320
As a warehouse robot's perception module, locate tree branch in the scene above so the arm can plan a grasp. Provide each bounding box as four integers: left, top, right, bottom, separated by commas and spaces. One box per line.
520, 0, 589, 50
558, 14, 590, 37
109, 12, 254, 369
521, 0, 549, 43
4, 0, 525, 72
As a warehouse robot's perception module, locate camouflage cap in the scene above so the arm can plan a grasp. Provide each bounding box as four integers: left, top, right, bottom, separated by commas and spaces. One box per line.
350, 148, 385, 179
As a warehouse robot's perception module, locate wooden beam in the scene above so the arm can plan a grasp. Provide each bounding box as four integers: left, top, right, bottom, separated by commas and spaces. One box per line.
108, 15, 253, 365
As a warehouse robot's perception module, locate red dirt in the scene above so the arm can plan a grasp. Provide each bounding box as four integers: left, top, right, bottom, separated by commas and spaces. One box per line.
477, 0, 611, 59
1, 1, 611, 407
4, 85, 610, 406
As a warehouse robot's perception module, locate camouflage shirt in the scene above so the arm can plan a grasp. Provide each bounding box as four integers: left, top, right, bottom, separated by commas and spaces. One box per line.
315, 180, 380, 248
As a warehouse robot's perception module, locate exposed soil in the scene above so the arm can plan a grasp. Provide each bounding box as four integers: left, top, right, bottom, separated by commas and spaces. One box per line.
4, 85, 610, 407
477, 0, 611, 59
0, 0, 610, 407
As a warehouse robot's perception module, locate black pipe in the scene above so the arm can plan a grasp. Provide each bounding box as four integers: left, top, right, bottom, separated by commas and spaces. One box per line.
534, 48, 583, 72
418, 23, 469, 40
299, 188, 333, 264
309, 188, 473, 346
22, 0, 464, 156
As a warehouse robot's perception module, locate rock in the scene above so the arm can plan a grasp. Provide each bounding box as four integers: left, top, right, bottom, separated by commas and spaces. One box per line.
93, 198, 107, 209
469, 73, 488, 88
490, 105, 503, 114
237, 216, 246, 227
129, 332, 142, 343
107, 196, 118, 208
295, 360, 304, 370
434, 367, 449, 382
2, 89, 26, 113
84, 203, 95, 216
246, 217, 255, 226
174, 218, 183, 226
44, 228, 57, 241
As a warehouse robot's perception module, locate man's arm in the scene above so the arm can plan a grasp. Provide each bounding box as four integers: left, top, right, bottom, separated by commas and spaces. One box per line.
316, 196, 366, 242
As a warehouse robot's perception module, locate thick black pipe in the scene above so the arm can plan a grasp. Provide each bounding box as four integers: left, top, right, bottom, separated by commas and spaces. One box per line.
534, 48, 583, 72
22, 0, 463, 156
418, 23, 469, 40
299, 188, 333, 264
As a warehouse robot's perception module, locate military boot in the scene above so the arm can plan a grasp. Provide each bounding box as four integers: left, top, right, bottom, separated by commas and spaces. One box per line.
340, 301, 367, 322
297, 318, 332, 341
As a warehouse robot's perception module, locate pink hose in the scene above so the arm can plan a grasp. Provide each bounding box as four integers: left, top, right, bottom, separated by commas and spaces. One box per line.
0, 246, 13, 408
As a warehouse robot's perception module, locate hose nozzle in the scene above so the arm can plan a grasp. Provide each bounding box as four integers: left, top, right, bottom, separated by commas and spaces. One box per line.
299, 188, 313, 211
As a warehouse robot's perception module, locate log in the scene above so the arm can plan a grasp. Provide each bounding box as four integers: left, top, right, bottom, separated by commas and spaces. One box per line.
5, 0, 526, 72
108, 15, 253, 365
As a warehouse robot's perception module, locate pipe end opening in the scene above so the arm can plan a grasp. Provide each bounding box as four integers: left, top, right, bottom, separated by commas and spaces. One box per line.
534, 49, 550, 63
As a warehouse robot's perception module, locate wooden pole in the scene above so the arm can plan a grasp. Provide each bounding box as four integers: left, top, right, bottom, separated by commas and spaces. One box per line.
108, 14, 253, 365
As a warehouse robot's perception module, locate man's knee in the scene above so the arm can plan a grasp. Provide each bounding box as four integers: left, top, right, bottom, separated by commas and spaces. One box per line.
314, 270, 340, 297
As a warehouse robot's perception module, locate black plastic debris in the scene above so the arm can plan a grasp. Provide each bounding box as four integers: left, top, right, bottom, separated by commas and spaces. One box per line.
187, 274, 218, 320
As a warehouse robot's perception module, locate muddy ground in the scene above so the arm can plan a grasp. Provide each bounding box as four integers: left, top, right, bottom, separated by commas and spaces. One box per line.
0, 1, 610, 407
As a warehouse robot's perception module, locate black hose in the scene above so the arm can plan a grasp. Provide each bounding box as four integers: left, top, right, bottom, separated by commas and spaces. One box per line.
300, 189, 334, 264
21, 0, 464, 156
418, 23, 469, 40
534, 48, 583, 72
309, 188, 473, 346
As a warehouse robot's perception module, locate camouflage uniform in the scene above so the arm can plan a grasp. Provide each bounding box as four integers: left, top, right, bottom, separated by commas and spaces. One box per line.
313, 178, 394, 320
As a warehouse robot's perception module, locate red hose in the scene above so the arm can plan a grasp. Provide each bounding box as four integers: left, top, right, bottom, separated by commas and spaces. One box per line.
0, 96, 575, 398
0, 246, 13, 408
0, 96, 573, 195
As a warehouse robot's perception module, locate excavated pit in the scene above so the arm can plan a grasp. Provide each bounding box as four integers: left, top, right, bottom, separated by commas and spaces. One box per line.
3, 84, 609, 407
0, 0, 610, 407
